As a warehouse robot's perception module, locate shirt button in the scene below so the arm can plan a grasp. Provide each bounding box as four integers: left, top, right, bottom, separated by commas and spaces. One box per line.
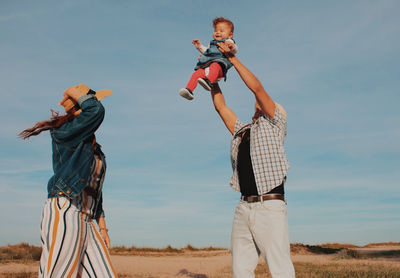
66, 190, 71, 194
58, 192, 63, 195
81, 178, 85, 182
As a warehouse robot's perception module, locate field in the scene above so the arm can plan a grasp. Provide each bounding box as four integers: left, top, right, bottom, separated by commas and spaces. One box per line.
1, 243, 399, 277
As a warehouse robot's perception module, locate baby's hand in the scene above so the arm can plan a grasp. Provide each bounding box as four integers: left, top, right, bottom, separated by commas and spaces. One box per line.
192, 39, 202, 48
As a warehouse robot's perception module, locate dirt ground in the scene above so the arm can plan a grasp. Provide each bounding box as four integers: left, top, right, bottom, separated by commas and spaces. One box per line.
111, 250, 231, 277
1, 245, 399, 277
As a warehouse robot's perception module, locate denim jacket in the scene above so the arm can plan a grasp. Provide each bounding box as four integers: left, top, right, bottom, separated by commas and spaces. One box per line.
47, 95, 105, 201
195, 39, 234, 79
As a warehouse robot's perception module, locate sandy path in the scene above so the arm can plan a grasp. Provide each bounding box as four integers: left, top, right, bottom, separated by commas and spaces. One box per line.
113, 252, 231, 277
0, 262, 38, 275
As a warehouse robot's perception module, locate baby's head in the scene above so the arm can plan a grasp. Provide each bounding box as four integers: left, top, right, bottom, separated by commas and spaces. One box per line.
212, 17, 234, 41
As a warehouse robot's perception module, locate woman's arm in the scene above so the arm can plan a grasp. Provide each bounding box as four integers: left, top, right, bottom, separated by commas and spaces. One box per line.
210, 84, 237, 135
52, 91, 105, 145
218, 42, 276, 118
97, 216, 110, 249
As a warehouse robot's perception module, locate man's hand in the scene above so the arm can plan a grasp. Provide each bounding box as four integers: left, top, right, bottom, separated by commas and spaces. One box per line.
217, 42, 235, 58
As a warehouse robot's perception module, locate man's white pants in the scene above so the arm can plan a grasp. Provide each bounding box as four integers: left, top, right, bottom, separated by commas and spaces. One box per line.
231, 199, 295, 278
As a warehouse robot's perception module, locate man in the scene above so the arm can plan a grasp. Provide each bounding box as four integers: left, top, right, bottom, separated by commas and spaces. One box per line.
210, 42, 295, 278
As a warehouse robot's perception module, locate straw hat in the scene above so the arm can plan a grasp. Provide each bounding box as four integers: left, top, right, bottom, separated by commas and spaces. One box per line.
62, 84, 112, 114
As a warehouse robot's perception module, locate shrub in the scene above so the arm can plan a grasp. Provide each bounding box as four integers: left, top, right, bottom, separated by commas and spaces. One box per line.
0, 243, 41, 262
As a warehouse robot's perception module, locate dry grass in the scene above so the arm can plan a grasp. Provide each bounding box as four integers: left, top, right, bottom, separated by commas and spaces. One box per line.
364, 242, 400, 248
335, 249, 363, 259
110, 244, 226, 257
290, 243, 342, 255
215, 261, 400, 278
318, 243, 360, 249
0, 243, 41, 263
365, 249, 400, 258
111, 244, 182, 254
273, 261, 400, 278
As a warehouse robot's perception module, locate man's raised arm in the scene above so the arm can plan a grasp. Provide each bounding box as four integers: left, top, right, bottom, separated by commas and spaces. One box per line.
218, 42, 276, 118
210, 84, 238, 135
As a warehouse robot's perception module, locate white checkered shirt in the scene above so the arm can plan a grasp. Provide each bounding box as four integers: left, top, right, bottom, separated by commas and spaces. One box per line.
230, 107, 290, 195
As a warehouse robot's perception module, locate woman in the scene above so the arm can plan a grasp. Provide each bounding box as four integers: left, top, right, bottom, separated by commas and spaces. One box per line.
19, 84, 117, 278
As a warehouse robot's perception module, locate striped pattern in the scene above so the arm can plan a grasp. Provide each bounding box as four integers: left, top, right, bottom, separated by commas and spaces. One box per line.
73, 155, 105, 218
39, 197, 117, 278
230, 107, 290, 195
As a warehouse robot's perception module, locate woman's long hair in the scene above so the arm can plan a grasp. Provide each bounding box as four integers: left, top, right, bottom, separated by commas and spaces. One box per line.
19, 110, 75, 139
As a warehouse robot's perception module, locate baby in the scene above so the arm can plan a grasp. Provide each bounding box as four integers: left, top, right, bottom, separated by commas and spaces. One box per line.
179, 17, 238, 100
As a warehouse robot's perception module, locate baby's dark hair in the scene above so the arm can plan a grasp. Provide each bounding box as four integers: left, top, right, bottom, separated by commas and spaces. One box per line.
212, 17, 234, 33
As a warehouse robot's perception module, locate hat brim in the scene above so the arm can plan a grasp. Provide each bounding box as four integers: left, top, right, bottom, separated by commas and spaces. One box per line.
95, 89, 113, 100
62, 89, 113, 114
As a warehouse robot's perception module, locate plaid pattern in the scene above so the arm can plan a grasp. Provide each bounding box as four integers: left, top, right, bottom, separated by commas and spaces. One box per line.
230, 107, 290, 194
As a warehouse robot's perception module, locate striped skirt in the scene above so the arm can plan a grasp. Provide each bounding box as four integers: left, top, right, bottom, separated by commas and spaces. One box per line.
39, 197, 117, 278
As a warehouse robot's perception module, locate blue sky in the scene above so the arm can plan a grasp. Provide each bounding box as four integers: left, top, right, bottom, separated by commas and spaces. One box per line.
1, 0, 399, 248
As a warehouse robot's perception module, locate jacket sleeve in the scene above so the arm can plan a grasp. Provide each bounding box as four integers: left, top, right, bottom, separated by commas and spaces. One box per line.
51, 95, 105, 146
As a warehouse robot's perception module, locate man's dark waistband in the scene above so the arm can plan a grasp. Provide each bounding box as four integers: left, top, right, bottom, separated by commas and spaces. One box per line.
241, 194, 285, 203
